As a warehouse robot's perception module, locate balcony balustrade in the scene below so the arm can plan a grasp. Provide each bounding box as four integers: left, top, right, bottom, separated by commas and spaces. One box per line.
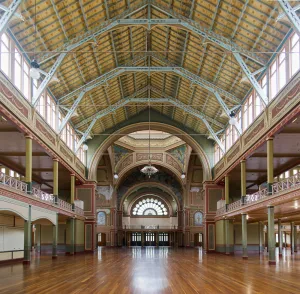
0, 171, 84, 216
123, 225, 178, 230
0, 172, 27, 193
216, 172, 300, 216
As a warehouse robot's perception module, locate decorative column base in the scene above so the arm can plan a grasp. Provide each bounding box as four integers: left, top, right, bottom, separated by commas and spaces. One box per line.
26, 182, 32, 194
267, 183, 273, 195
268, 260, 276, 265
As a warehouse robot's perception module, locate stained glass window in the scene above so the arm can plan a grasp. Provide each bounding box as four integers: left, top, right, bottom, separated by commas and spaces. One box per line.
97, 211, 106, 225
132, 198, 168, 216
194, 212, 203, 226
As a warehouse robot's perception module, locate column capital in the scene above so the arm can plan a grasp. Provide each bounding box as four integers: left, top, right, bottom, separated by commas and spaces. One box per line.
70, 173, 75, 176
240, 159, 246, 163
266, 136, 274, 141
25, 134, 33, 139
53, 158, 59, 162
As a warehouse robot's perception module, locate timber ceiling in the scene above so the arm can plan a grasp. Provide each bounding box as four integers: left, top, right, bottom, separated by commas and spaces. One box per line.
8, 0, 293, 137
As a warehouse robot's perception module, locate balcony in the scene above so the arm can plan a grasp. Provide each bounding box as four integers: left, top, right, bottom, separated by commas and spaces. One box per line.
216, 172, 300, 217
0, 171, 84, 217
123, 225, 178, 230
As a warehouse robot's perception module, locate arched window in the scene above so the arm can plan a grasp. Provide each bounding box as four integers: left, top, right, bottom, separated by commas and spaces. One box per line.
194, 211, 203, 226
132, 197, 168, 216
97, 211, 106, 225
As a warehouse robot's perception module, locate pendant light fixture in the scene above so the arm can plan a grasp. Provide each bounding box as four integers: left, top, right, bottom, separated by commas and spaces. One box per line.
140, 103, 158, 178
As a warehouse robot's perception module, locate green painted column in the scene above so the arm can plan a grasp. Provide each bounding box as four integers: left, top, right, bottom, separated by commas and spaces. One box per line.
259, 221, 264, 254
52, 214, 58, 259
156, 232, 159, 247
70, 174, 75, 209
225, 175, 229, 210
291, 222, 294, 254
25, 135, 33, 194
267, 138, 274, 195
278, 219, 282, 256
225, 219, 230, 255
241, 160, 246, 205
268, 206, 276, 265
23, 205, 31, 264
294, 225, 297, 253
53, 159, 59, 204
242, 214, 248, 259
70, 218, 75, 255
141, 232, 145, 247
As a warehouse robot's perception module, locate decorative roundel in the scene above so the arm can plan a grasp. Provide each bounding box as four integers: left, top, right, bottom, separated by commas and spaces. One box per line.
132, 197, 168, 216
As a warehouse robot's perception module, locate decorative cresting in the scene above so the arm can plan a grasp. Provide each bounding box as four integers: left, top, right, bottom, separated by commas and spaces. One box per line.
131, 196, 169, 216
89, 122, 212, 182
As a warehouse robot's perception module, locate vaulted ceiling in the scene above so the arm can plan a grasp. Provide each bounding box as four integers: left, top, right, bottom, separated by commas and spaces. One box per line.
8, 0, 294, 138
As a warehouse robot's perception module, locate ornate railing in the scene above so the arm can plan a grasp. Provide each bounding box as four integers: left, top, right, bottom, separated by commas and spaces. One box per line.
58, 199, 72, 211
0, 171, 27, 193
32, 187, 54, 203
245, 188, 268, 204
216, 172, 300, 216
216, 206, 226, 216
74, 205, 84, 216
272, 172, 300, 194
227, 200, 241, 212
123, 225, 178, 230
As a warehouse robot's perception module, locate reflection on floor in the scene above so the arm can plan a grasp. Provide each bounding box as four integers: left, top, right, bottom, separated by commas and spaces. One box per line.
1, 247, 300, 293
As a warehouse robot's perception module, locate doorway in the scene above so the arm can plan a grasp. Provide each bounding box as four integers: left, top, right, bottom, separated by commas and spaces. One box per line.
159, 233, 169, 246
97, 233, 106, 246
194, 233, 203, 247
131, 232, 142, 246
145, 232, 155, 246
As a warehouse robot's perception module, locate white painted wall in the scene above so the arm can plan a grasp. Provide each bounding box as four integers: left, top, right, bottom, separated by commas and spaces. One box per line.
0, 226, 24, 251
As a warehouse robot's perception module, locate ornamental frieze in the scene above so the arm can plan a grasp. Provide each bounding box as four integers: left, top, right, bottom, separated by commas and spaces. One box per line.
214, 161, 225, 176
60, 145, 73, 162
136, 153, 163, 162
244, 119, 265, 147
36, 119, 56, 145
227, 144, 240, 164
271, 80, 300, 119
118, 154, 133, 173
0, 80, 29, 118
166, 154, 181, 172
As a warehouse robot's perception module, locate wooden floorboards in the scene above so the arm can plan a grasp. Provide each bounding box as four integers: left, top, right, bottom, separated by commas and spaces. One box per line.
0, 248, 300, 293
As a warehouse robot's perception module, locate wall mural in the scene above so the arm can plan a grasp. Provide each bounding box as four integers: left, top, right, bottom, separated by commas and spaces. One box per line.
117, 169, 183, 208
97, 211, 106, 225
194, 211, 203, 226
113, 144, 132, 165
166, 144, 186, 165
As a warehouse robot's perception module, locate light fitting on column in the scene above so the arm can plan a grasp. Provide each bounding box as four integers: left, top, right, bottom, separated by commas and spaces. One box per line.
82, 144, 88, 151
181, 172, 186, 179
113, 172, 119, 179
30, 59, 40, 79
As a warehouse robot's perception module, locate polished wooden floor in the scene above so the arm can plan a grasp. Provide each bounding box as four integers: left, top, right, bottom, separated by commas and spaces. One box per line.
1, 247, 300, 294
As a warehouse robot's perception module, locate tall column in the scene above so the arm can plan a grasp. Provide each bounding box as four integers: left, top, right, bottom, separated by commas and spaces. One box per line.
25, 135, 33, 194
241, 160, 246, 205
267, 138, 274, 195
294, 225, 297, 253
278, 219, 282, 256
23, 205, 32, 264
259, 221, 264, 254
53, 159, 59, 204
70, 173, 75, 208
52, 213, 58, 259
156, 232, 159, 247
242, 214, 248, 259
225, 175, 229, 210
291, 222, 295, 254
70, 218, 75, 255
141, 232, 145, 247
225, 219, 230, 255
268, 206, 276, 265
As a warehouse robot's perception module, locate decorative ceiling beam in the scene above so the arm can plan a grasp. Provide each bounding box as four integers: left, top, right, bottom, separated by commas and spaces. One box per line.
75, 96, 225, 153
32, 52, 67, 107
150, 1, 266, 66
278, 0, 300, 35
0, 0, 22, 35
38, 1, 149, 64
233, 52, 268, 106
59, 63, 240, 105
38, 16, 266, 68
